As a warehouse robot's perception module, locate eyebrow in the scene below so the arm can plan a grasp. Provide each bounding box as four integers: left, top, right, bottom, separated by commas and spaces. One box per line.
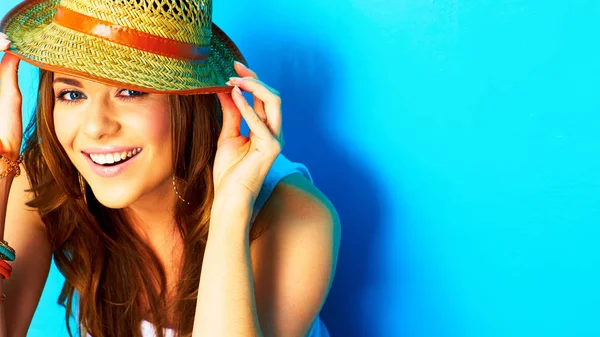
53, 77, 83, 87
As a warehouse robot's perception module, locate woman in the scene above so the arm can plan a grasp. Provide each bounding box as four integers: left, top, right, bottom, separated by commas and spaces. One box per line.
0, 0, 340, 336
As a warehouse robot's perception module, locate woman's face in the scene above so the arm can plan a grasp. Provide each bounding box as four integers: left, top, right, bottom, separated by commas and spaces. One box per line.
52, 72, 173, 209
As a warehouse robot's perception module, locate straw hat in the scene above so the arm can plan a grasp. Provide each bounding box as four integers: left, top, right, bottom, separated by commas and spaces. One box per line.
0, 0, 247, 94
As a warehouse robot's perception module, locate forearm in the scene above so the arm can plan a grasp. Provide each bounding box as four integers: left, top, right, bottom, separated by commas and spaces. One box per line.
0, 172, 15, 337
192, 196, 263, 337
0, 168, 14, 240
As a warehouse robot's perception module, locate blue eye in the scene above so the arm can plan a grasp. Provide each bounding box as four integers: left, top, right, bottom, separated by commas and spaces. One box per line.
57, 90, 86, 102
120, 89, 145, 97
67, 92, 83, 100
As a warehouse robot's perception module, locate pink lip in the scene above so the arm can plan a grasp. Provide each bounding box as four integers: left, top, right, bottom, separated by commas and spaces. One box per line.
82, 149, 142, 178
81, 146, 141, 154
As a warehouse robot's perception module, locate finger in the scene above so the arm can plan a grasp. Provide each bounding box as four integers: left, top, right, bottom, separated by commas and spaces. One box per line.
230, 62, 263, 121
0, 37, 10, 52
246, 78, 267, 122
234, 61, 258, 79
253, 96, 266, 124
229, 77, 280, 104
0, 53, 22, 97
226, 77, 266, 122
228, 78, 282, 140
226, 77, 267, 140
216, 92, 242, 145
231, 86, 274, 142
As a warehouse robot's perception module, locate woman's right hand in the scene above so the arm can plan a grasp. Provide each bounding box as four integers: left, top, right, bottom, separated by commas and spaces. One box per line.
0, 33, 22, 162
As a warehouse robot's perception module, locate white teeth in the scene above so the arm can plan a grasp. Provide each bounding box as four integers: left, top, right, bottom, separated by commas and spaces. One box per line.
89, 148, 142, 166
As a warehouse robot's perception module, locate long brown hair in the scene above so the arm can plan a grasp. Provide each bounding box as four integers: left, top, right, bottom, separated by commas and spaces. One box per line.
22, 68, 241, 337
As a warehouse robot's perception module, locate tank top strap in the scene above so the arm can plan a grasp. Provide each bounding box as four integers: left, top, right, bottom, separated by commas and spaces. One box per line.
250, 154, 313, 224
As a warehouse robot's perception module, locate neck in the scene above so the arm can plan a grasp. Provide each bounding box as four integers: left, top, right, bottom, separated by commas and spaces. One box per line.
123, 182, 184, 290
124, 176, 179, 241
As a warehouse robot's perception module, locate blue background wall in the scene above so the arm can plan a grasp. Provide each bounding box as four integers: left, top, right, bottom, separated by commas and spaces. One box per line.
2, 0, 600, 336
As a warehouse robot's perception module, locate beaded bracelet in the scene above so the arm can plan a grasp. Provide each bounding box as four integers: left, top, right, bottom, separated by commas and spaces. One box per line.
0, 240, 15, 261
0, 154, 23, 180
0, 259, 11, 280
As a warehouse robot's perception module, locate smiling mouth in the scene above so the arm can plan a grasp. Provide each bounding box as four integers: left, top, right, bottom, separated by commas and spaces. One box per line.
87, 148, 142, 166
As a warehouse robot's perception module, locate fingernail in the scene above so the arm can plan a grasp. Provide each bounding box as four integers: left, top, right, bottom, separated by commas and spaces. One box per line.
229, 77, 243, 83
225, 80, 232, 86
233, 86, 242, 96
0, 40, 11, 50
0, 32, 8, 39
234, 60, 247, 69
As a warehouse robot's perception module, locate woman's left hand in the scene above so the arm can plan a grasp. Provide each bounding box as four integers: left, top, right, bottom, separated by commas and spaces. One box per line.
213, 62, 283, 204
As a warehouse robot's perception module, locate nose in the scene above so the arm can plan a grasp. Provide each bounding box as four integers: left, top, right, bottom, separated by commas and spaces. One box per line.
80, 98, 121, 140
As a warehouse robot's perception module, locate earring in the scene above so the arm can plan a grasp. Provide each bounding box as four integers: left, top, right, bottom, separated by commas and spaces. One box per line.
172, 174, 190, 205
78, 172, 87, 205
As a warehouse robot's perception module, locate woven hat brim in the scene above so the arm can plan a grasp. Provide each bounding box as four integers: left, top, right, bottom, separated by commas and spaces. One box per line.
1, 0, 247, 95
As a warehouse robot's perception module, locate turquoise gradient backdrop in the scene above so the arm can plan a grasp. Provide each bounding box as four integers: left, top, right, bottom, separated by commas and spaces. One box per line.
2, 0, 600, 336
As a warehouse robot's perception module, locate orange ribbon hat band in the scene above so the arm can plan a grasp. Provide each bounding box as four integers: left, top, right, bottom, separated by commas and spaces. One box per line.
53, 6, 210, 63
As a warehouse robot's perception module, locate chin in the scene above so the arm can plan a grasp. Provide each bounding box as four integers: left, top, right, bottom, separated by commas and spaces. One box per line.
88, 185, 137, 209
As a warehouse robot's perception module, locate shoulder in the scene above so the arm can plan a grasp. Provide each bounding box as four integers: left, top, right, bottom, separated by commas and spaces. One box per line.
249, 172, 340, 336
252, 172, 341, 259
260, 172, 339, 226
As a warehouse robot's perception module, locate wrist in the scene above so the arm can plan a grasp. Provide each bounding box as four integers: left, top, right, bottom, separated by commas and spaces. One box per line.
0, 150, 20, 161
213, 188, 255, 209
0, 154, 21, 181
210, 194, 254, 229
0, 161, 10, 172
211, 196, 253, 218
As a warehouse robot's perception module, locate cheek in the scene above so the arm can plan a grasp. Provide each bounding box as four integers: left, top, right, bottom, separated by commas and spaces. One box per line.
53, 109, 78, 154
140, 104, 171, 151
149, 112, 171, 143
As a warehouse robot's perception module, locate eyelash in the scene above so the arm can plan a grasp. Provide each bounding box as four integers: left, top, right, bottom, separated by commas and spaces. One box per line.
56, 89, 147, 104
